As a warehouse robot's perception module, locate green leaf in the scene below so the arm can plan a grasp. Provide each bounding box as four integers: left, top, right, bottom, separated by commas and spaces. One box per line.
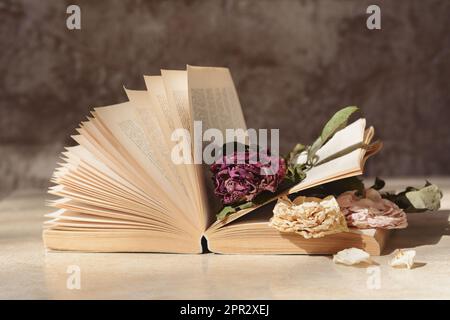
307, 137, 323, 164
238, 202, 254, 210
216, 206, 236, 220
320, 106, 359, 143
216, 201, 255, 220
307, 106, 359, 164
286, 163, 307, 182
285, 143, 308, 183
405, 184, 443, 211
381, 181, 443, 212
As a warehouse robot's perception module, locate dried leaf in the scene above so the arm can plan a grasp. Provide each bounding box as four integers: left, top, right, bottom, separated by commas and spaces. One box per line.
382, 181, 443, 212
405, 184, 442, 211
308, 106, 359, 164
216, 206, 236, 220
321, 106, 359, 144
216, 201, 255, 220
371, 176, 386, 191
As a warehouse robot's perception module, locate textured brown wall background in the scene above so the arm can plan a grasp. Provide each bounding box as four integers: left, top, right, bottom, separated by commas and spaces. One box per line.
1, 0, 450, 197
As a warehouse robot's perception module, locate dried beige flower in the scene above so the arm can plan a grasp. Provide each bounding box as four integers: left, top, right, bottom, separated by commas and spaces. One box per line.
269, 195, 348, 239
389, 249, 416, 269
333, 248, 372, 265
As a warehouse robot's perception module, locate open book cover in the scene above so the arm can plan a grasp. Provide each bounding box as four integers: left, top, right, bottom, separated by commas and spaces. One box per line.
43, 65, 385, 255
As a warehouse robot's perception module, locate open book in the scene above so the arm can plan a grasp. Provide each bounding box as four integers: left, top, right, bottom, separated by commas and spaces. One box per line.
44, 66, 385, 255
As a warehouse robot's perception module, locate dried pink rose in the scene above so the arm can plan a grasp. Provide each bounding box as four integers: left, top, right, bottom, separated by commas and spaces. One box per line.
337, 188, 408, 229
210, 150, 286, 205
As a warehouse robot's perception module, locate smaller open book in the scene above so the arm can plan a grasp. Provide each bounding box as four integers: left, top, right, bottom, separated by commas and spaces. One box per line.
44, 66, 385, 255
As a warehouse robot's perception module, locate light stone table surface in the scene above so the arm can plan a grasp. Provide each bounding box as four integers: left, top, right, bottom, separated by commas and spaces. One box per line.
1, 178, 450, 300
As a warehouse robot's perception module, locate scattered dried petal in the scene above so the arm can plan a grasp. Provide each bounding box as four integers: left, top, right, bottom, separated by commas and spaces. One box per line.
389, 249, 416, 269
269, 195, 348, 239
333, 248, 372, 266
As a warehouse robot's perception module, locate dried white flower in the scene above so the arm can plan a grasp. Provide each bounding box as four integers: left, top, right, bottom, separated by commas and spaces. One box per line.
389, 249, 416, 269
333, 248, 372, 266
269, 195, 348, 239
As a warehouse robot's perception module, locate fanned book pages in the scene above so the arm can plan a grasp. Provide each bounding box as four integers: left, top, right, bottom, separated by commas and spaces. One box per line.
44, 65, 386, 255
